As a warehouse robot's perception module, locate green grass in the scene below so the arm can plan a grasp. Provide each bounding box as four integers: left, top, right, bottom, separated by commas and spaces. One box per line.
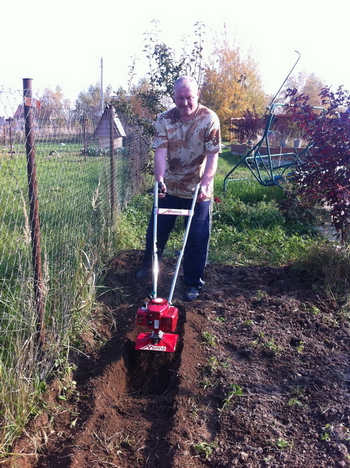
0, 144, 117, 456
115, 147, 321, 267
0, 147, 110, 272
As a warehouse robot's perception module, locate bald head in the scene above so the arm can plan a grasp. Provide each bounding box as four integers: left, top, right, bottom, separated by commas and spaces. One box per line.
174, 76, 199, 93
173, 76, 199, 121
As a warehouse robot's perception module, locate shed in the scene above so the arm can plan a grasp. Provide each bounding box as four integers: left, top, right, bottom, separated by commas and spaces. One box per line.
94, 107, 126, 149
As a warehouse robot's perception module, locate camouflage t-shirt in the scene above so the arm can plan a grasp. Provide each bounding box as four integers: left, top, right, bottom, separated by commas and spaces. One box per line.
152, 104, 221, 199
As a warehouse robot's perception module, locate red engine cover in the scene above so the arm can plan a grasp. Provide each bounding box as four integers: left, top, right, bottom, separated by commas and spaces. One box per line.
136, 298, 179, 333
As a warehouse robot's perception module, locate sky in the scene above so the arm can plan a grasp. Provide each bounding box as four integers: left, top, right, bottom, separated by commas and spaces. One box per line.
1, 0, 349, 107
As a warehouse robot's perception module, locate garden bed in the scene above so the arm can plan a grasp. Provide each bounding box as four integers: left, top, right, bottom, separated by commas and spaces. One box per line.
10, 250, 350, 468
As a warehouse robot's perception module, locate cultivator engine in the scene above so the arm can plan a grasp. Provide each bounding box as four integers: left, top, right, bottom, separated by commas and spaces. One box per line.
135, 298, 179, 352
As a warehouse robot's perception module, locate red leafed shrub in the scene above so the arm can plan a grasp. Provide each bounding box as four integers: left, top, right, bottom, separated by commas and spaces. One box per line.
286, 86, 350, 243
234, 109, 263, 143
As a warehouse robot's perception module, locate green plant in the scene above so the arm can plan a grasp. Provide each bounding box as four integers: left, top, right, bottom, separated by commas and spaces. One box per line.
201, 331, 216, 347
307, 305, 321, 315
320, 424, 332, 441
252, 333, 282, 356
86, 146, 110, 157
207, 357, 219, 372
192, 441, 217, 459
215, 316, 227, 323
256, 290, 268, 301
120, 436, 135, 449
287, 398, 303, 407
199, 377, 217, 389
263, 338, 282, 355
274, 438, 291, 450
219, 384, 243, 415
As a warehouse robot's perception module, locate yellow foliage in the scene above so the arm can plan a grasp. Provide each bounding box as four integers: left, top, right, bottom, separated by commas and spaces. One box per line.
200, 44, 267, 139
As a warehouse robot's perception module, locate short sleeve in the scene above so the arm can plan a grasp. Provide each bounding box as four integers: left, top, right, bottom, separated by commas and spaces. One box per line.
152, 115, 169, 150
205, 113, 221, 154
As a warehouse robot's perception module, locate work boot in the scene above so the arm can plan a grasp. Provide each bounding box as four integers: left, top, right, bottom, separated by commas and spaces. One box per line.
184, 285, 201, 301
135, 267, 151, 279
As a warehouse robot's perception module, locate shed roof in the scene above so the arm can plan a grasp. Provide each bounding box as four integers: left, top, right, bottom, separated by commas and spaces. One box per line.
94, 107, 126, 139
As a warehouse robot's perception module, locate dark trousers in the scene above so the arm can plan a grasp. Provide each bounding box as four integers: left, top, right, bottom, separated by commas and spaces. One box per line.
142, 194, 212, 285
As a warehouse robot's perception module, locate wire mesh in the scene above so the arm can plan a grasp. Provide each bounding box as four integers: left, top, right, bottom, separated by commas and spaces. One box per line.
0, 84, 150, 449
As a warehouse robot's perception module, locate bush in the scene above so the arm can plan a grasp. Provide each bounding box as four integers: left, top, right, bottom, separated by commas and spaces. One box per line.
86, 146, 109, 157
286, 86, 350, 243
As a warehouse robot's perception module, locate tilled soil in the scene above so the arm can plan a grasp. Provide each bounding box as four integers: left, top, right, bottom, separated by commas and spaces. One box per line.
9, 250, 350, 467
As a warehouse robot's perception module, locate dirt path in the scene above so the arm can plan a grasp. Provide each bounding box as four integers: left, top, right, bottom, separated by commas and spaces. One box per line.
10, 251, 350, 467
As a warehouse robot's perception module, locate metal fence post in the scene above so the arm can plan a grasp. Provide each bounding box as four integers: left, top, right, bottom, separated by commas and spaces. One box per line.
82, 117, 88, 161
6, 118, 14, 155
109, 105, 116, 223
23, 78, 45, 350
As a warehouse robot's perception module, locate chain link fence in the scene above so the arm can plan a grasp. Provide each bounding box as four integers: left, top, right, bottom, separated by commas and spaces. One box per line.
0, 81, 150, 451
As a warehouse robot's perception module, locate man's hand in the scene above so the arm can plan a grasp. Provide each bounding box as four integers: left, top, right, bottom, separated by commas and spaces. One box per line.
158, 181, 167, 199
197, 151, 219, 202
197, 185, 210, 202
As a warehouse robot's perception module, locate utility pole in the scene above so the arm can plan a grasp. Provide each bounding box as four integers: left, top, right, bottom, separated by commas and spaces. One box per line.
100, 57, 104, 115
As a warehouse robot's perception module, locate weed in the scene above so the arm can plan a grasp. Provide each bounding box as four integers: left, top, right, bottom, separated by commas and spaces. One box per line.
201, 331, 216, 347
192, 441, 217, 459
320, 424, 332, 441
340, 302, 350, 321
274, 438, 291, 450
306, 305, 321, 315
120, 436, 135, 449
256, 290, 269, 301
287, 398, 303, 407
252, 333, 282, 356
295, 243, 350, 302
218, 384, 243, 416
93, 431, 119, 453
207, 357, 219, 372
215, 316, 227, 323
220, 358, 231, 368
263, 338, 282, 355
199, 377, 217, 389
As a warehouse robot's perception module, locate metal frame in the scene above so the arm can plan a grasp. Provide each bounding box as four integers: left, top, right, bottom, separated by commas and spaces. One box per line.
223, 103, 317, 191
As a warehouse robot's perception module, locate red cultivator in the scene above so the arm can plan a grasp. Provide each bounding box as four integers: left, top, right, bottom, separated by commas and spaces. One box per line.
135, 298, 179, 352
135, 182, 200, 352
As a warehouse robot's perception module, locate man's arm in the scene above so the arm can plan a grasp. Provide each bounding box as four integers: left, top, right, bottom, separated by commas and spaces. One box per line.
198, 151, 219, 201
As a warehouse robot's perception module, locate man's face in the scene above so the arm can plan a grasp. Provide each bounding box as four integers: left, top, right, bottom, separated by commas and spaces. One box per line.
174, 83, 199, 121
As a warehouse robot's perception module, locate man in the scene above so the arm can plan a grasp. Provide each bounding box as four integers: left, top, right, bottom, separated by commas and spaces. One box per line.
136, 76, 221, 301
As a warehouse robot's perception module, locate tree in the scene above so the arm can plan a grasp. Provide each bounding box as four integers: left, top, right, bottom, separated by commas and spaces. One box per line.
200, 41, 267, 139
111, 21, 206, 141
286, 86, 350, 243
37, 86, 71, 131
126, 79, 155, 119
111, 80, 156, 141
283, 72, 325, 107
136, 19, 205, 115
74, 83, 112, 124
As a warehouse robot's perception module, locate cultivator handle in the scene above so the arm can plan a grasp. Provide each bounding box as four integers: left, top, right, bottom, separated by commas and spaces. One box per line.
168, 183, 200, 304
151, 182, 200, 302
136, 182, 200, 353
